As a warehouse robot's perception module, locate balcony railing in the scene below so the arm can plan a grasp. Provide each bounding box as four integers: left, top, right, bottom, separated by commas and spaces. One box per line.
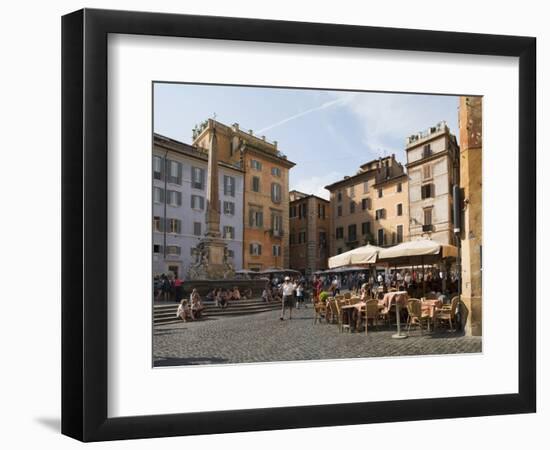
422, 224, 434, 232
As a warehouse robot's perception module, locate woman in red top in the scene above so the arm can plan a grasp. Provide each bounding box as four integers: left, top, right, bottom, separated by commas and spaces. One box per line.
173, 276, 184, 302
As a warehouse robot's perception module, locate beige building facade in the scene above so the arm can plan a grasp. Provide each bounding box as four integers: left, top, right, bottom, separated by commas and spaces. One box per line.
458, 97, 483, 336
193, 120, 295, 271
405, 121, 460, 245
325, 155, 409, 255
289, 191, 330, 274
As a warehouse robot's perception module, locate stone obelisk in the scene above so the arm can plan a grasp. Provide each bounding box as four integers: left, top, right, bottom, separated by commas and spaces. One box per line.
205, 122, 221, 238
188, 119, 234, 279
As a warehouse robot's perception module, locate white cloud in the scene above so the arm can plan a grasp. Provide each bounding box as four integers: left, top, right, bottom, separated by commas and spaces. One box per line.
290, 171, 343, 200
257, 93, 357, 134
330, 92, 459, 163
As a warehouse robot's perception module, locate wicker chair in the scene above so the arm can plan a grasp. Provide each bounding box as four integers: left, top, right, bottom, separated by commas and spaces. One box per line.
406, 299, 430, 334
335, 298, 347, 332
343, 292, 352, 300
313, 298, 328, 324
434, 296, 459, 331
361, 299, 380, 335
325, 298, 339, 325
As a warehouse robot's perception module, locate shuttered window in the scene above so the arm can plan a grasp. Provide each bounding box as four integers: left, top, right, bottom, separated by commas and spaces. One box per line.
223, 226, 234, 239
223, 201, 235, 215
397, 225, 404, 243
224, 175, 235, 197
191, 167, 205, 189
249, 243, 262, 255
249, 209, 263, 228
193, 222, 202, 236
191, 195, 205, 210
153, 156, 164, 180
166, 160, 183, 185
348, 224, 357, 242
153, 216, 164, 232
153, 187, 164, 203
167, 219, 181, 234
271, 183, 282, 203
421, 183, 434, 199
252, 176, 260, 192
167, 190, 182, 206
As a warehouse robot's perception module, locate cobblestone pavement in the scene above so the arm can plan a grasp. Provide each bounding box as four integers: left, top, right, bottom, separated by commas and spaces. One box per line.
153, 306, 482, 366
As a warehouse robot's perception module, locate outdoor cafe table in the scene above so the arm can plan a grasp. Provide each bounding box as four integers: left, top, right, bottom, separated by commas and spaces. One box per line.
421, 298, 443, 331
381, 291, 409, 339
340, 298, 399, 332
340, 301, 366, 332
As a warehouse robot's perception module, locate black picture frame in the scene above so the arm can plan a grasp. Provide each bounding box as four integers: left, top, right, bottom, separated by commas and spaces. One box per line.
62, 8, 536, 442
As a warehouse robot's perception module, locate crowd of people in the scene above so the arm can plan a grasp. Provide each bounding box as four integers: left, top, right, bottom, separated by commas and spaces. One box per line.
204, 286, 253, 309
313, 268, 459, 301
157, 267, 459, 323
154, 273, 185, 303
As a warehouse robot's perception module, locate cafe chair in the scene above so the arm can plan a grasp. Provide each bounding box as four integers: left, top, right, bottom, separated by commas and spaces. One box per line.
313, 297, 327, 324
361, 299, 380, 335
406, 299, 430, 334
434, 296, 459, 331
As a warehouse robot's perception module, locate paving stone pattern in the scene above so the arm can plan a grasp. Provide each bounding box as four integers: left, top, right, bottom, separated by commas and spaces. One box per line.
153, 305, 481, 366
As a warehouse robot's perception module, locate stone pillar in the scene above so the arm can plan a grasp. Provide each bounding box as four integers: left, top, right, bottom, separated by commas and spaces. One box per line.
459, 96, 482, 336
205, 119, 221, 238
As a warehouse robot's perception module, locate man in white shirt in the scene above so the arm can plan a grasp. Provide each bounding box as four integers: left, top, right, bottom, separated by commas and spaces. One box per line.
280, 276, 296, 320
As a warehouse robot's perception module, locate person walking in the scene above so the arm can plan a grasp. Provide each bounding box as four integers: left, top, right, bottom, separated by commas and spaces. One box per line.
295, 282, 304, 309
280, 276, 296, 320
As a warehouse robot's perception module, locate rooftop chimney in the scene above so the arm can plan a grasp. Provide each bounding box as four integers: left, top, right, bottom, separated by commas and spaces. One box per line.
232, 123, 239, 131
273, 140, 278, 149
248, 129, 254, 135
261, 136, 266, 141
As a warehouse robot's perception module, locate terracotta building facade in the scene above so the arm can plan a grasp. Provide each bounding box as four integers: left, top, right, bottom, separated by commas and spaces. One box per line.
193, 120, 295, 271
288, 191, 330, 274
325, 155, 409, 255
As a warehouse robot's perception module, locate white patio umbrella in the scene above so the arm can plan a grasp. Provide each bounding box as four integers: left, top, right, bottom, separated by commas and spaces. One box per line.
328, 243, 381, 269
378, 239, 457, 261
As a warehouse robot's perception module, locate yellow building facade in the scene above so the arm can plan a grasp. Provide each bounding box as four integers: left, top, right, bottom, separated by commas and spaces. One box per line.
325, 155, 409, 255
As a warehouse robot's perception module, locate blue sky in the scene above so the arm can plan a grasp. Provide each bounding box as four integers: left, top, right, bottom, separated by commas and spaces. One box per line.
154, 83, 459, 199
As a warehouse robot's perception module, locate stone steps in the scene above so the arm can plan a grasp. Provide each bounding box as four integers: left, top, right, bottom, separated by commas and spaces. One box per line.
154, 298, 282, 325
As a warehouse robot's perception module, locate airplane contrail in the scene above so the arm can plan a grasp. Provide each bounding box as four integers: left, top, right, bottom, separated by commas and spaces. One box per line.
256, 94, 356, 134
